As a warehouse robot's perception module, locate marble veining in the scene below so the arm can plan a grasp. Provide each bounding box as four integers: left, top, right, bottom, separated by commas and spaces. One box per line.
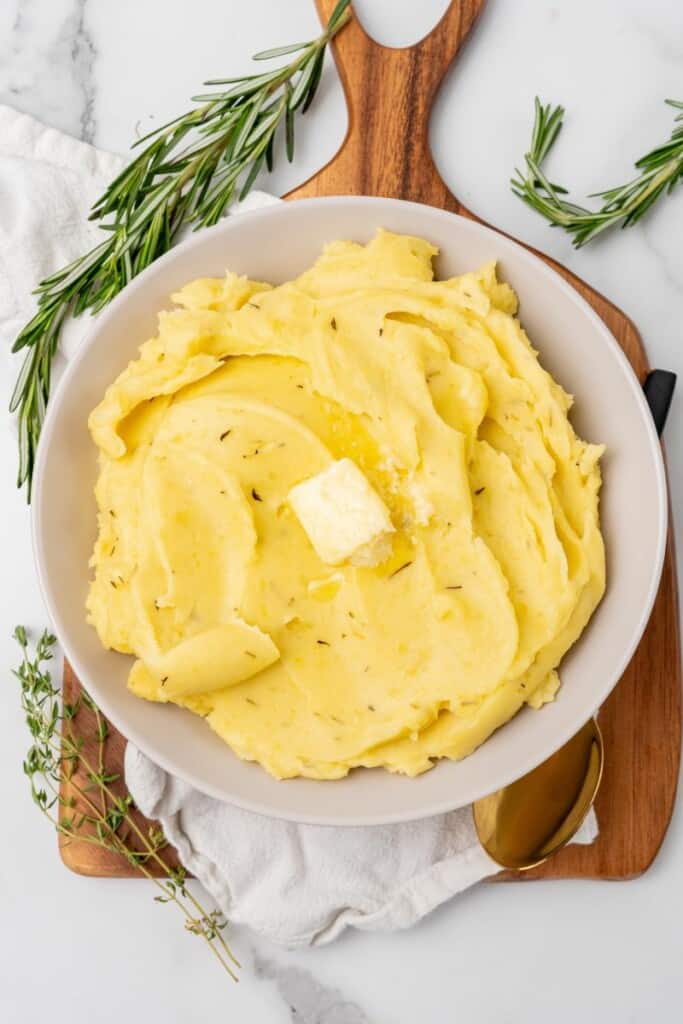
626, 11, 683, 67
252, 948, 371, 1023
0, 0, 97, 142
66, 0, 97, 143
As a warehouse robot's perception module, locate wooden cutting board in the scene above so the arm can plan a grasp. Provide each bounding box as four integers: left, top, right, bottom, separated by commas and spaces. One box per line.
59, 0, 681, 880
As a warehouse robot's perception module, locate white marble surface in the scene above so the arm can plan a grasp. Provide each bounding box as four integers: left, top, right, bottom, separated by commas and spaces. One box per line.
1, 0, 682, 1020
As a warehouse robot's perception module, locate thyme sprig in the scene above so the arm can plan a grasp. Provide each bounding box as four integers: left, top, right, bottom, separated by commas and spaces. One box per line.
10, 0, 352, 498
512, 97, 683, 246
13, 626, 239, 981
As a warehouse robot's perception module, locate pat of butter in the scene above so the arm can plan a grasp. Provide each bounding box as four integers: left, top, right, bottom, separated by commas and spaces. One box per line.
289, 458, 394, 567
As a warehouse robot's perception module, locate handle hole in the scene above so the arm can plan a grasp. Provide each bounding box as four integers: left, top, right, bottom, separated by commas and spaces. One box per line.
352, 0, 452, 48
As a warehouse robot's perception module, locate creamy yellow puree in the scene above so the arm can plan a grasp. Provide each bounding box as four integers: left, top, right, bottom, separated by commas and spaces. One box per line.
86, 231, 605, 779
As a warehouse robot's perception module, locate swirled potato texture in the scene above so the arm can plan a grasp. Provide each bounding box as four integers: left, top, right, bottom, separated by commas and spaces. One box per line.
87, 231, 605, 779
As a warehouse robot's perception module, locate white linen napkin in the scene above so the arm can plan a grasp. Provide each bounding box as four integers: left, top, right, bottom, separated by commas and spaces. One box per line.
1, 104, 597, 948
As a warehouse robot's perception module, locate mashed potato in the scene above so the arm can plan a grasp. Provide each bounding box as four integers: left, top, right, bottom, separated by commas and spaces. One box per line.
86, 231, 605, 779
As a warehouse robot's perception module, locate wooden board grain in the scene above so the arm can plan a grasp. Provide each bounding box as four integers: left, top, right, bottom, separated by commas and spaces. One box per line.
60, 0, 681, 879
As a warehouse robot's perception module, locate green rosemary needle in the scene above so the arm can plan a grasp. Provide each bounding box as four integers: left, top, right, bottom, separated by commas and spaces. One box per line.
512, 96, 683, 247
10, 0, 352, 499
12, 625, 240, 981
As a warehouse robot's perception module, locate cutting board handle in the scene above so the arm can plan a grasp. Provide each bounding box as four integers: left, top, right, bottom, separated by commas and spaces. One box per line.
288, 0, 487, 206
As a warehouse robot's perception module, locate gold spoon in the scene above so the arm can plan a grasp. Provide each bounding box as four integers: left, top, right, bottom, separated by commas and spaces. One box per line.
473, 718, 604, 871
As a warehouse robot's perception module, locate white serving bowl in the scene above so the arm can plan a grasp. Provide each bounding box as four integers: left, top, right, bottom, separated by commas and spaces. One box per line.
32, 197, 667, 826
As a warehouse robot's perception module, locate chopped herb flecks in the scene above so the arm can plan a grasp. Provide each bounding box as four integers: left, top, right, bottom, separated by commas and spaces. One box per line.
389, 561, 413, 579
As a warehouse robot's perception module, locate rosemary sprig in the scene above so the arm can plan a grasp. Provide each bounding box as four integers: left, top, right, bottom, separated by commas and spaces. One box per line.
512, 97, 683, 247
10, 0, 352, 499
12, 626, 239, 982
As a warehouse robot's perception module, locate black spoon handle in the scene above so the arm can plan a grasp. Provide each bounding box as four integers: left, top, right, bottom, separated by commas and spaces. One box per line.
644, 370, 677, 438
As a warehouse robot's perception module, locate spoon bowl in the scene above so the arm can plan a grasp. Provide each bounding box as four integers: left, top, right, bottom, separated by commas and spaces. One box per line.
473, 718, 604, 871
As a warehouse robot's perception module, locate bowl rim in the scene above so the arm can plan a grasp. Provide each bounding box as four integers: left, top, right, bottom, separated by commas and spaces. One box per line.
31, 195, 668, 825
